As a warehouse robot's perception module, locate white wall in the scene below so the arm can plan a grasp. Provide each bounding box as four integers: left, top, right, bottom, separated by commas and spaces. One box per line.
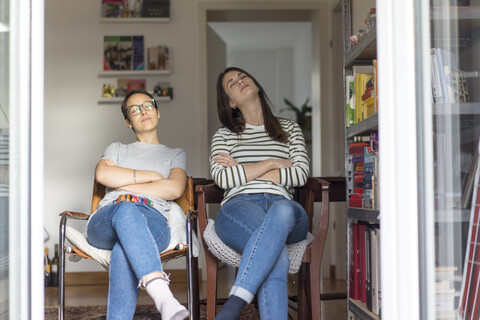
292, 23, 313, 114
206, 26, 226, 144
44, 0, 207, 272
352, 0, 376, 34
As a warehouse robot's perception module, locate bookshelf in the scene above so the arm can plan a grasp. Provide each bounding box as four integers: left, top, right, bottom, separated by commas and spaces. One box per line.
342, 0, 480, 320
97, 96, 170, 104
99, 17, 170, 23
98, 2, 172, 104
98, 70, 171, 77
430, 5, 480, 319
343, 1, 380, 319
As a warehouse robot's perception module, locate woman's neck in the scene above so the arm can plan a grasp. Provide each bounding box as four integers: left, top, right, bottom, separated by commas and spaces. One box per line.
135, 132, 160, 145
240, 99, 264, 126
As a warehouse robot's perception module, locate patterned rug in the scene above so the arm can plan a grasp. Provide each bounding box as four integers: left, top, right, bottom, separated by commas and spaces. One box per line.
44, 303, 260, 320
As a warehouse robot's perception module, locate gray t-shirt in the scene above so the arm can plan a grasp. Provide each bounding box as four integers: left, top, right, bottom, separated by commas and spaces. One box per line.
91, 141, 187, 221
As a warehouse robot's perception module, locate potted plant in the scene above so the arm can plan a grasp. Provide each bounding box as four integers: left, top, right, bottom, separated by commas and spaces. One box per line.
281, 97, 312, 131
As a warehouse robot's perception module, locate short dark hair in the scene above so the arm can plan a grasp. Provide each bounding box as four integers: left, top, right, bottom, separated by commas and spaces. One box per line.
216, 67, 289, 143
121, 89, 157, 120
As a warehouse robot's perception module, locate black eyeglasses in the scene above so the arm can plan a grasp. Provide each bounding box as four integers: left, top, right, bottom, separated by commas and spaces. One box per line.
126, 99, 155, 116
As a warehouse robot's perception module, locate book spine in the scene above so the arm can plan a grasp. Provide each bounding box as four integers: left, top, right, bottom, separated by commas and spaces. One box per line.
132, 35, 145, 70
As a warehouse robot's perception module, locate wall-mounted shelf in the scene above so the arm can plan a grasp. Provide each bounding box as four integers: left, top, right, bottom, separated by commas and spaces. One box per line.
345, 26, 377, 67
346, 114, 378, 139
99, 17, 170, 23
98, 96, 171, 104
347, 208, 380, 224
98, 70, 171, 77
433, 102, 480, 115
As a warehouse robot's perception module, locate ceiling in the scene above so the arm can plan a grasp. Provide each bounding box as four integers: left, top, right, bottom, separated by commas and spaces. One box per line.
208, 22, 311, 50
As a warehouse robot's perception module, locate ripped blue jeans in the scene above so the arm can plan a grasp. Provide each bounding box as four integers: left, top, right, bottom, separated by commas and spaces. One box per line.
87, 201, 170, 320
215, 193, 309, 320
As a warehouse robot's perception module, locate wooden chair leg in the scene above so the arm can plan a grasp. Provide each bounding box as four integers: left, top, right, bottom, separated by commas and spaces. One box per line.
206, 258, 218, 320
298, 263, 312, 320
310, 258, 322, 320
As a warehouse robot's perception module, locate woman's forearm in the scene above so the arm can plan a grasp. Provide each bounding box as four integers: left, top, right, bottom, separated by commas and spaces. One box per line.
95, 159, 163, 188
117, 168, 187, 200
243, 160, 277, 182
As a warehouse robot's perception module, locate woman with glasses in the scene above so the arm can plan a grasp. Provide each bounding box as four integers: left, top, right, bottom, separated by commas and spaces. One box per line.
210, 67, 310, 320
87, 89, 189, 320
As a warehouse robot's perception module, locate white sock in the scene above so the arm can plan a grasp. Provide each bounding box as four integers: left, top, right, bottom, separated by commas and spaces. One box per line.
145, 277, 189, 320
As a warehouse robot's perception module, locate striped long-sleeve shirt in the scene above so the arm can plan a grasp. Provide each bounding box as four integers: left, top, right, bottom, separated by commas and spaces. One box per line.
210, 118, 310, 205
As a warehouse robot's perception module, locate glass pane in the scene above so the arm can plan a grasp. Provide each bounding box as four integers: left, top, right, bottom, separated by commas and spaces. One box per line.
430, 1, 480, 319
0, 0, 8, 316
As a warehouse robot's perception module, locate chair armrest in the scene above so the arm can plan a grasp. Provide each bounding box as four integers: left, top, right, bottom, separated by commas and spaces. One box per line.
59, 211, 89, 220
298, 177, 330, 193
195, 183, 224, 241
195, 183, 224, 202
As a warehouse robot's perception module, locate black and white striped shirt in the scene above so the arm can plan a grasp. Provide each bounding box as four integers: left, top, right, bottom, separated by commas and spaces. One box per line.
210, 118, 310, 205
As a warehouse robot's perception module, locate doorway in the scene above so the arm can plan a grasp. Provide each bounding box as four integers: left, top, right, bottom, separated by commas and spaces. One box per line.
198, 3, 330, 177
206, 21, 312, 156
198, 2, 341, 280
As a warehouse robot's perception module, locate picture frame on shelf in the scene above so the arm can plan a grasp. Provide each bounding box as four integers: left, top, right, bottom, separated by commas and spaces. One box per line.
142, 0, 170, 18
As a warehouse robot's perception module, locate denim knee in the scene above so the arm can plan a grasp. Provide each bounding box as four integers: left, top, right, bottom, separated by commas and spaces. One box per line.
111, 202, 142, 226
269, 201, 298, 230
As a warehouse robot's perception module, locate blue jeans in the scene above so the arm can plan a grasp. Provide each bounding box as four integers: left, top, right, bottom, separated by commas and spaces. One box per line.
215, 193, 309, 320
87, 202, 170, 320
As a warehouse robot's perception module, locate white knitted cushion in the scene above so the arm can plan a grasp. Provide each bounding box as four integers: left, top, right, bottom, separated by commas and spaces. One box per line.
203, 219, 314, 274
65, 201, 200, 269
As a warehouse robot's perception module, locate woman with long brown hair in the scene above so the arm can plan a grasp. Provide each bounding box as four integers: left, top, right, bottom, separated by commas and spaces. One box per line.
210, 67, 310, 320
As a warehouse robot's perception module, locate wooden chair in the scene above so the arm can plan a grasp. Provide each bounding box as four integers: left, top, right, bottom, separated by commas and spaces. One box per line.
58, 176, 200, 320
195, 177, 346, 320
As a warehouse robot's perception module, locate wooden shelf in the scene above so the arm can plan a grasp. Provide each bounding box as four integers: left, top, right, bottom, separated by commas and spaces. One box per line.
99, 17, 170, 23
347, 208, 380, 224
345, 25, 377, 67
348, 299, 380, 320
98, 96, 170, 104
98, 70, 171, 77
433, 103, 480, 116
346, 114, 378, 138
435, 209, 471, 223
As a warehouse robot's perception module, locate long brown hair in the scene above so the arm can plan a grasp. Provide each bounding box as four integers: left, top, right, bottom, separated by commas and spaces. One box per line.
216, 67, 289, 143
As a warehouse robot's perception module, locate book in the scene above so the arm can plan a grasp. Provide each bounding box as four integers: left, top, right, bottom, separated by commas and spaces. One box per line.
147, 45, 169, 70
458, 138, 480, 320
434, 48, 449, 103
353, 224, 361, 300
354, 73, 374, 124
373, 59, 378, 113
461, 140, 479, 209
349, 224, 356, 299
132, 36, 145, 70
434, 133, 447, 209
346, 75, 355, 127
361, 79, 375, 120
116, 78, 146, 97
430, 48, 444, 103
371, 227, 380, 315
103, 35, 144, 71
352, 65, 374, 124
102, 0, 124, 18
359, 224, 367, 304
365, 225, 372, 311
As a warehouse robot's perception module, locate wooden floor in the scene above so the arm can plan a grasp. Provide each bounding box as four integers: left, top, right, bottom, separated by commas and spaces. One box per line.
45, 265, 347, 319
